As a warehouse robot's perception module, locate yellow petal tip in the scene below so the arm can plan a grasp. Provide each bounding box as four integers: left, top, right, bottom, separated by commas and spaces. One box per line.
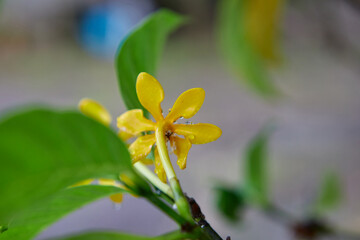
109, 193, 124, 203
166, 88, 205, 122
136, 72, 164, 121
79, 98, 111, 126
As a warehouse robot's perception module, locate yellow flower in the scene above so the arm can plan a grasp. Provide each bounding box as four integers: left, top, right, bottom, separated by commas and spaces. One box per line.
78, 98, 173, 200
79, 98, 153, 163
77, 99, 126, 204
117, 72, 222, 182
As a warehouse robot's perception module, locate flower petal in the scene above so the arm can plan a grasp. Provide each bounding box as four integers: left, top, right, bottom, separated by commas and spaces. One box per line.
154, 148, 167, 183
70, 179, 94, 187
171, 136, 192, 170
118, 130, 136, 142
166, 88, 205, 123
173, 123, 222, 144
129, 134, 156, 163
140, 157, 154, 165
136, 72, 164, 121
98, 179, 126, 203
79, 98, 111, 126
98, 179, 121, 187
117, 109, 155, 135
109, 193, 124, 203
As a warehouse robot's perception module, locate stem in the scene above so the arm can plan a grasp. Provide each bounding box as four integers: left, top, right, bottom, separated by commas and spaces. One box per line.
155, 230, 200, 240
155, 126, 176, 180
262, 203, 296, 225
156, 189, 175, 205
133, 161, 174, 199
187, 196, 224, 240
155, 122, 193, 222
146, 194, 187, 226
261, 203, 360, 240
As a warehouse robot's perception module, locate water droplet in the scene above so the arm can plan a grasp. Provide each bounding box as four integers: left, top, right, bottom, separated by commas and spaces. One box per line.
168, 108, 172, 113
114, 203, 122, 210
179, 116, 184, 120
172, 204, 177, 210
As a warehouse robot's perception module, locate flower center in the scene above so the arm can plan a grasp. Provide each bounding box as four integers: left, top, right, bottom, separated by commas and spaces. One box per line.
157, 120, 173, 139
165, 130, 173, 138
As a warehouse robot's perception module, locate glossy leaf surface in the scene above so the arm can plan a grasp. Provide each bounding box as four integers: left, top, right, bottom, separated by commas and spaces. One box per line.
0, 186, 127, 240
115, 10, 186, 117
0, 108, 147, 223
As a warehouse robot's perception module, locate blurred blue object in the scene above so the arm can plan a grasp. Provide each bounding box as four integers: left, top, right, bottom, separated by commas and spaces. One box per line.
78, 0, 154, 59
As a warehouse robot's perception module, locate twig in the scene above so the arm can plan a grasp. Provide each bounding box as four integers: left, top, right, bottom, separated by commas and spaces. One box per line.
186, 195, 224, 240
260, 203, 360, 240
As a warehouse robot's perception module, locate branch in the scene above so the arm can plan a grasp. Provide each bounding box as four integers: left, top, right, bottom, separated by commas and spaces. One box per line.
261, 204, 360, 240
186, 195, 226, 240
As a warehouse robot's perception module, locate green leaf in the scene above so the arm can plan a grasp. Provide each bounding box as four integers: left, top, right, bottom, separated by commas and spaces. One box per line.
312, 172, 342, 215
115, 9, 186, 117
244, 125, 272, 206
214, 186, 245, 222
57, 232, 152, 240
0, 185, 127, 240
217, 0, 280, 97
57, 230, 196, 240
0, 226, 7, 234
0, 108, 149, 223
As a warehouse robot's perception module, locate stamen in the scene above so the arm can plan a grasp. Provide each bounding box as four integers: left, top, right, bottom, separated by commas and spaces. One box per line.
165, 130, 173, 138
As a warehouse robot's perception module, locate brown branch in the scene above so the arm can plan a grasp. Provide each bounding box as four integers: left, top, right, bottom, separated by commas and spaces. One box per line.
261, 204, 360, 240
186, 195, 225, 240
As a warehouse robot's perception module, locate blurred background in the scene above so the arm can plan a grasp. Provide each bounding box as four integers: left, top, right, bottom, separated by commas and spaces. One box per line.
0, 0, 360, 239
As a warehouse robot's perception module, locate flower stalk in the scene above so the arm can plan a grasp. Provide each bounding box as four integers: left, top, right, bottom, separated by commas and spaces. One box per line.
146, 194, 188, 226
133, 161, 174, 199
155, 121, 193, 222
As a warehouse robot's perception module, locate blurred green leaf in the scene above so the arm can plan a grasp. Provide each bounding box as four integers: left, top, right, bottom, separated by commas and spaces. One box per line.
58, 232, 152, 240
0, 108, 149, 223
0, 185, 127, 240
214, 186, 245, 222
312, 172, 342, 215
244, 125, 272, 206
217, 0, 281, 97
115, 9, 186, 118
0, 226, 7, 234
58, 230, 194, 240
